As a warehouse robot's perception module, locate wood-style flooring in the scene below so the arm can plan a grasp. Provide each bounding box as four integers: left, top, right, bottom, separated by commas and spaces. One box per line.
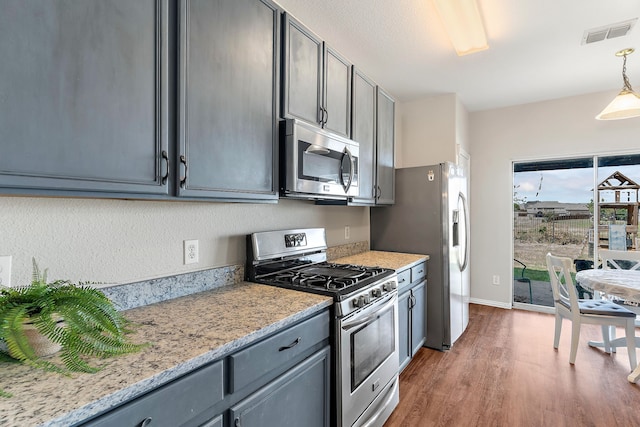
384, 304, 640, 426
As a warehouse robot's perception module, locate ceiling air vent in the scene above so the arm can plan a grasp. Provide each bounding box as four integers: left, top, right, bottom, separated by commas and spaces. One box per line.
581, 18, 637, 45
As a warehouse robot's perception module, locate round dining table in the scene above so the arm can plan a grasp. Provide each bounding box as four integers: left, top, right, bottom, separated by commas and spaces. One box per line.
576, 268, 640, 383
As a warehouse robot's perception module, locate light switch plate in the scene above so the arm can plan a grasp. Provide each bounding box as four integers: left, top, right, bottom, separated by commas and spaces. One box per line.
0, 256, 12, 287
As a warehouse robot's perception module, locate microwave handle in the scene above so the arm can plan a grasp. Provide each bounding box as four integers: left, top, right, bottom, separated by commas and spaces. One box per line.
341, 147, 354, 192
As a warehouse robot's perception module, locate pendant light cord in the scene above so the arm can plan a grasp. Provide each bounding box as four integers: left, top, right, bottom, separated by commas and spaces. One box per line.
622, 53, 634, 92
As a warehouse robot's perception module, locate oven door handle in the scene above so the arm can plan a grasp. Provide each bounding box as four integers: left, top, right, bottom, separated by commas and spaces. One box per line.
341, 295, 396, 331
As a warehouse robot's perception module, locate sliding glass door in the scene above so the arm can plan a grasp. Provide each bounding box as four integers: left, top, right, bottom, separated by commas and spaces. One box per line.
513, 158, 594, 307
512, 154, 640, 308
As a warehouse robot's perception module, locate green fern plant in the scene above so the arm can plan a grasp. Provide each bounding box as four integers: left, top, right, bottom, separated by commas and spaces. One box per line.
0, 259, 147, 397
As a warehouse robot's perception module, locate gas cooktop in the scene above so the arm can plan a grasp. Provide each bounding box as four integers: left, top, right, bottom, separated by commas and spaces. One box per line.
257, 261, 395, 300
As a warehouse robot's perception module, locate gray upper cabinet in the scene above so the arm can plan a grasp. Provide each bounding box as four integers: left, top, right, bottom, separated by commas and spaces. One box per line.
350, 68, 377, 205
282, 14, 323, 128
375, 87, 395, 205
323, 47, 352, 137
282, 13, 351, 138
177, 0, 279, 200
0, 0, 169, 196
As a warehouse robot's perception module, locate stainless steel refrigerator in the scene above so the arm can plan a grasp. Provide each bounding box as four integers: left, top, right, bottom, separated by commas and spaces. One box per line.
370, 162, 470, 350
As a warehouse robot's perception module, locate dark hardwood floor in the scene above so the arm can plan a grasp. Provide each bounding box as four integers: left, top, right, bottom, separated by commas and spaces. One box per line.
384, 304, 640, 426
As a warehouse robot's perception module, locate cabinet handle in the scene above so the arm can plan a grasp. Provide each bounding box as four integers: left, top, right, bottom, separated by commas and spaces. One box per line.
235, 417, 241, 427
140, 417, 152, 427
410, 293, 416, 309
323, 107, 328, 126
278, 337, 301, 351
179, 155, 188, 189
376, 185, 381, 199
161, 150, 170, 185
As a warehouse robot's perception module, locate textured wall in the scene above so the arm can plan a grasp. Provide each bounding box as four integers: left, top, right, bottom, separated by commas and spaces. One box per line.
469, 90, 640, 306
398, 93, 458, 168
0, 197, 369, 286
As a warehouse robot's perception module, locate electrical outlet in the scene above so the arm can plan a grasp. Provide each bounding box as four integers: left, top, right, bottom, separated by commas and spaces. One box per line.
184, 240, 199, 265
492, 275, 500, 285
344, 226, 350, 240
0, 256, 12, 287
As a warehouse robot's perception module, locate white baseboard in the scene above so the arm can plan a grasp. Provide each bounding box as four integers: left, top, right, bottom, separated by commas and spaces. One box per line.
469, 297, 511, 309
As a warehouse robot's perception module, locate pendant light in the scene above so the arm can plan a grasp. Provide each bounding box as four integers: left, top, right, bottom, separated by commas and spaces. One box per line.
596, 48, 640, 120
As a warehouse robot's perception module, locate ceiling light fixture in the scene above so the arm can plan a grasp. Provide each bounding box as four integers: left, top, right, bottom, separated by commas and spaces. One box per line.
596, 48, 640, 120
432, 0, 489, 56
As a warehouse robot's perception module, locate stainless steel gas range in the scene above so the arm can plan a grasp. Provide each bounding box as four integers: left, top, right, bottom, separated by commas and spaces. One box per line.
246, 228, 400, 427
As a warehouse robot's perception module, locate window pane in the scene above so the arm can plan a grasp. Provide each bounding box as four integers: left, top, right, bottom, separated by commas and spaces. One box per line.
596, 156, 640, 251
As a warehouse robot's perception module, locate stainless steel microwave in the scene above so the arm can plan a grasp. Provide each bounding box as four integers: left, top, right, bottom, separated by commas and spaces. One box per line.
280, 119, 359, 200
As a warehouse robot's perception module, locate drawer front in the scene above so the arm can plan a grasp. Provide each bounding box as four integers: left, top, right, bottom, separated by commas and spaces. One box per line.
82, 360, 223, 427
229, 310, 330, 393
396, 268, 411, 291
411, 262, 427, 283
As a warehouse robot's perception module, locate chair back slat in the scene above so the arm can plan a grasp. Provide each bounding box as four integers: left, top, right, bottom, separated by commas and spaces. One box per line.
546, 253, 579, 310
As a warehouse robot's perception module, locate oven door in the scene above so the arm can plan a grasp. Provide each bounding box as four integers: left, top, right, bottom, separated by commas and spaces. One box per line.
282, 119, 359, 199
338, 291, 399, 427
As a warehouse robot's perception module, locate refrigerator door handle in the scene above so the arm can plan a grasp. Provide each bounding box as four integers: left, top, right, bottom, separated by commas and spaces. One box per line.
458, 192, 469, 272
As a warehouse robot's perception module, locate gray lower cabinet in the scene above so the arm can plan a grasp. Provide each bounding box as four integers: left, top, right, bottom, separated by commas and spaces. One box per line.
230, 347, 330, 427
78, 309, 330, 427
410, 281, 426, 356
199, 414, 223, 427
282, 13, 351, 138
79, 360, 224, 427
0, 0, 169, 196
375, 87, 395, 205
397, 261, 427, 371
398, 289, 411, 369
177, 0, 279, 201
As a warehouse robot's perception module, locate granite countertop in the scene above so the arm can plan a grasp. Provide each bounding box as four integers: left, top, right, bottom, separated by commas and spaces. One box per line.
332, 250, 429, 270
0, 282, 332, 427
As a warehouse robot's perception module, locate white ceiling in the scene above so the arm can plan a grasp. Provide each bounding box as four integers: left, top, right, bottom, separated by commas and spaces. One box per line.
275, 0, 640, 112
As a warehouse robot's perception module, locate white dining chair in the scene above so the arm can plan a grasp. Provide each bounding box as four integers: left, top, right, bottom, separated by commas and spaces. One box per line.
546, 253, 637, 369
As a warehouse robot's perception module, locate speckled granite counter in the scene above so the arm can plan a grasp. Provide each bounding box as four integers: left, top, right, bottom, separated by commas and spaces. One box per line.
0, 282, 332, 427
332, 250, 429, 270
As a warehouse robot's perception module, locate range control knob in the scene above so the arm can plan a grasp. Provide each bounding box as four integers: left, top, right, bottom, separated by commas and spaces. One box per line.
371, 288, 382, 298
352, 295, 367, 308
383, 281, 397, 292
354, 295, 371, 308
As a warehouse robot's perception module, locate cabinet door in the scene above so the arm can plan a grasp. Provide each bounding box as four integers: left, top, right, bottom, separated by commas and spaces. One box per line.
0, 0, 169, 196
398, 290, 412, 372
350, 68, 376, 205
178, 0, 279, 200
282, 13, 323, 126
199, 414, 223, 427
375, 87, 395, 205
230, 347, 330, 427
80, 360, 224, 427
411, 281, 427, 356
323, 46, 351, 138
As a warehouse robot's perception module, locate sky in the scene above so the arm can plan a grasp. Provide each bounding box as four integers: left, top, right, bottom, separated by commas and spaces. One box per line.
514, 164, 640, 204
